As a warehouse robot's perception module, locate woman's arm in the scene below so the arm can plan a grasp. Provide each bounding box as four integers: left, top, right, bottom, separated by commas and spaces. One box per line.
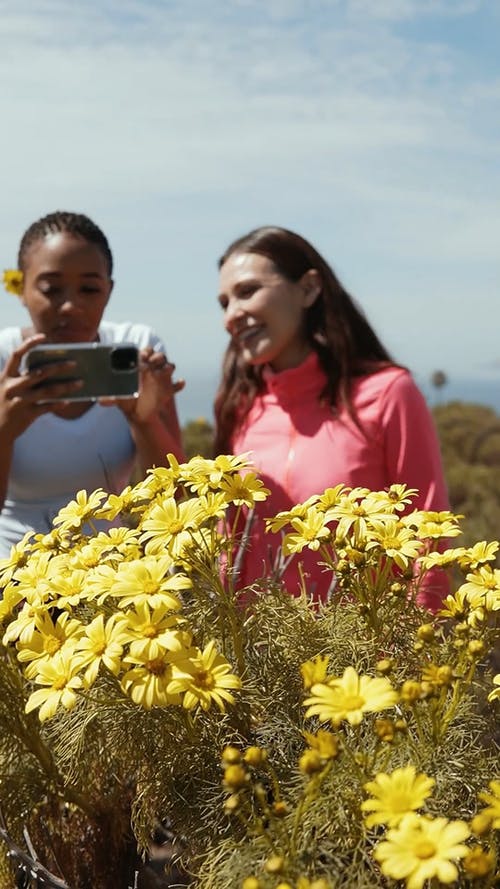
380, 370, 450, 612
0, 335, 84, 510
117, 347, 185, 473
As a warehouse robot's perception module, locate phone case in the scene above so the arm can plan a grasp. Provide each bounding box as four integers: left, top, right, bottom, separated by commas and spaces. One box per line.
26, 342, 139, 402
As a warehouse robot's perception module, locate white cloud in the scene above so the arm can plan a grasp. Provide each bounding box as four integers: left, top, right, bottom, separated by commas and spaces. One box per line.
0, 0, 498, 401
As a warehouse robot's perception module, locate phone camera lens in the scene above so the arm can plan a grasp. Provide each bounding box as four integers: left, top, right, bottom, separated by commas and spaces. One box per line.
110, 346, 138, 372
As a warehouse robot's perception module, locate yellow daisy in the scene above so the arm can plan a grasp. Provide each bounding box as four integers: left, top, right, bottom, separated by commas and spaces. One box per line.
2, 268, 24, 296
140, 496, 203, 557
282, 507, 331, 554
25, 650, 84, 722
300, 654, 330, 690
219, 472, 270, 507
361, 766, 435, 827
373, 814, 470, 889
121, 650, 181, 709
304, 666, 398, 728
53, 488, 107, 531
168, 640, 241, 712
74, 614, 130, 685
478, 780, 500, 828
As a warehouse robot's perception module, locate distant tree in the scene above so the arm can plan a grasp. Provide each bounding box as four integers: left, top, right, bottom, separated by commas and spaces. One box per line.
431, 370, 448, 390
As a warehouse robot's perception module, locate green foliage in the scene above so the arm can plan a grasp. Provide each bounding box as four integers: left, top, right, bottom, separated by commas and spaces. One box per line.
433, 401, 500, 554
182, 417, 215, 459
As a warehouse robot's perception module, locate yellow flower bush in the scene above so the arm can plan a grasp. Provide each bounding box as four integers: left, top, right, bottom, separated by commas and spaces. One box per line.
0, 455, 498, 888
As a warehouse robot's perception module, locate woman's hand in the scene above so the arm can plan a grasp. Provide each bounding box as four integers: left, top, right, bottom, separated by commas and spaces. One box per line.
114, 347, 185, 426
0, 335, 83, 442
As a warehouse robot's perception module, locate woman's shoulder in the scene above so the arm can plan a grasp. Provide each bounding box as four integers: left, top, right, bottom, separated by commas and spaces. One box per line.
0, 327, 22, 357
99, 320, 165, 351
353, 364, 413, 398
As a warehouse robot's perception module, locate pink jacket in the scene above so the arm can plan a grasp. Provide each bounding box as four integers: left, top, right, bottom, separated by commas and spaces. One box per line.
231, 353, 450, 610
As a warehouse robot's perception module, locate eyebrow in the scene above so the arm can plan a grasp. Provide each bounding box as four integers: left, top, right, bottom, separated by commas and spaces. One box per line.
36, 271, 105, 279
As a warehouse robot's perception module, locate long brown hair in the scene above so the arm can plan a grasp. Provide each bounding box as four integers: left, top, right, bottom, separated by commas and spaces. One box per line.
214, 226, 393, 454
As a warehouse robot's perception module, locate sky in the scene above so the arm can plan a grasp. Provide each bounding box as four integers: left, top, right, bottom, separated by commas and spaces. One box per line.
1, 0, 499, 421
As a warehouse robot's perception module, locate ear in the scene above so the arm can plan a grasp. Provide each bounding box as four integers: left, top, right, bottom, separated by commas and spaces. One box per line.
105, 279, 114, 305
300, 269, 322, 308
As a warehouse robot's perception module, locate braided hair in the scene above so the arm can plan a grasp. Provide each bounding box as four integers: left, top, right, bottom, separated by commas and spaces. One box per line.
18, 211, 113, 276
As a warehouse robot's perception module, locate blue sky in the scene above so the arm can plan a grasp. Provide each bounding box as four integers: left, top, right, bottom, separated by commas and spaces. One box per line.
1, 0, 499, 420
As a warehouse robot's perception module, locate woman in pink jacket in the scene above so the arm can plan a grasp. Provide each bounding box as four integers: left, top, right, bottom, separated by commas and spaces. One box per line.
215, 226, 449, 611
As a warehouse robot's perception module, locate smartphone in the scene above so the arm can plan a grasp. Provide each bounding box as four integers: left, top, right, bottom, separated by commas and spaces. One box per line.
25, 342, 140, 402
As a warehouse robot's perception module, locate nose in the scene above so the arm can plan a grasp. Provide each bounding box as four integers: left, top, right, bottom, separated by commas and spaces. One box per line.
58, 289, 83, 314
223, 297, 245, 333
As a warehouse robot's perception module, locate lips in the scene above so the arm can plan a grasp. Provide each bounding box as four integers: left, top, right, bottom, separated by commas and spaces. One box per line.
234, 325, 264, 345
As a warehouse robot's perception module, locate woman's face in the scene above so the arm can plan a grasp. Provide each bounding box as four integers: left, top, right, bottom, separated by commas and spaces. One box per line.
218, 252, 318, 372
21, 231, 113, 342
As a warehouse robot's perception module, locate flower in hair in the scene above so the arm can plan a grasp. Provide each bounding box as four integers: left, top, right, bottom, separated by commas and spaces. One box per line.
3, 269, 24, 296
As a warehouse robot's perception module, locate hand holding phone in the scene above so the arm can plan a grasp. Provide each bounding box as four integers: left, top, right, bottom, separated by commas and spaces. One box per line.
25, 342, 139, 403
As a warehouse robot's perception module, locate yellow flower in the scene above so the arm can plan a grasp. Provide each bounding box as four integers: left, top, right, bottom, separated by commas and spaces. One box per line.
361, 766, 435, 828
53, 488, 107, 531
219, 472, 270, 507
120, 602, 188, 660
365, 519, 421, 570
140, 496, 203, 557
458, 540, 499, 570
300, 654, 330, 690
17, 611, 83, 679
304, 666, 398, 728
330, 494, 393, 543
180, 453, 252, 494
402, 509, 463, 540
74, 614, 130, 685
25, 650, 84, 722
121, 650, 181, 708
459, 566, 500, 612
419, 547, 465, 570
478, 780, 500, 828
282, 507, 331, 554
303, 729, 340, 761
488, 673, 500, 703
168, 640, 241, 712
462, 845, 496, 877
421, 662, 454, 688
0, 532, 34, 585
438, 587, 471, 620
110, 556, 190, 610
2, 268, 24, 296
373, 814, 470, 889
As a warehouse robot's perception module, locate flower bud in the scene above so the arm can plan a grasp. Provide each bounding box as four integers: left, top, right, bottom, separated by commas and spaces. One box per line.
463, 845, 495, 877
436, 665, 453, 686
244, 746, 267, 767
272, 800, 288, 818
470, 812, 492, 836
467, 640, 486, 658
222, 745, 241, 764
375, 658, 393, 675
224, 793, 240, 813
242, 878, 261, 889
374, 718, 395, 743
223, 764, 248, 790
417, 623, 435, 642
401, 680, 422, 703
264, 854, 285, 874
299, 749, 323, 775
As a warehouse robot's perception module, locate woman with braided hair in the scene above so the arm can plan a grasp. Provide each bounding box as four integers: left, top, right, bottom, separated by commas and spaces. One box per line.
0, 210, 184, 555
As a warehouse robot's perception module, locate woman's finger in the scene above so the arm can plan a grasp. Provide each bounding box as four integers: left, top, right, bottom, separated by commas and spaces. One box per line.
3, 334, 47, 377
